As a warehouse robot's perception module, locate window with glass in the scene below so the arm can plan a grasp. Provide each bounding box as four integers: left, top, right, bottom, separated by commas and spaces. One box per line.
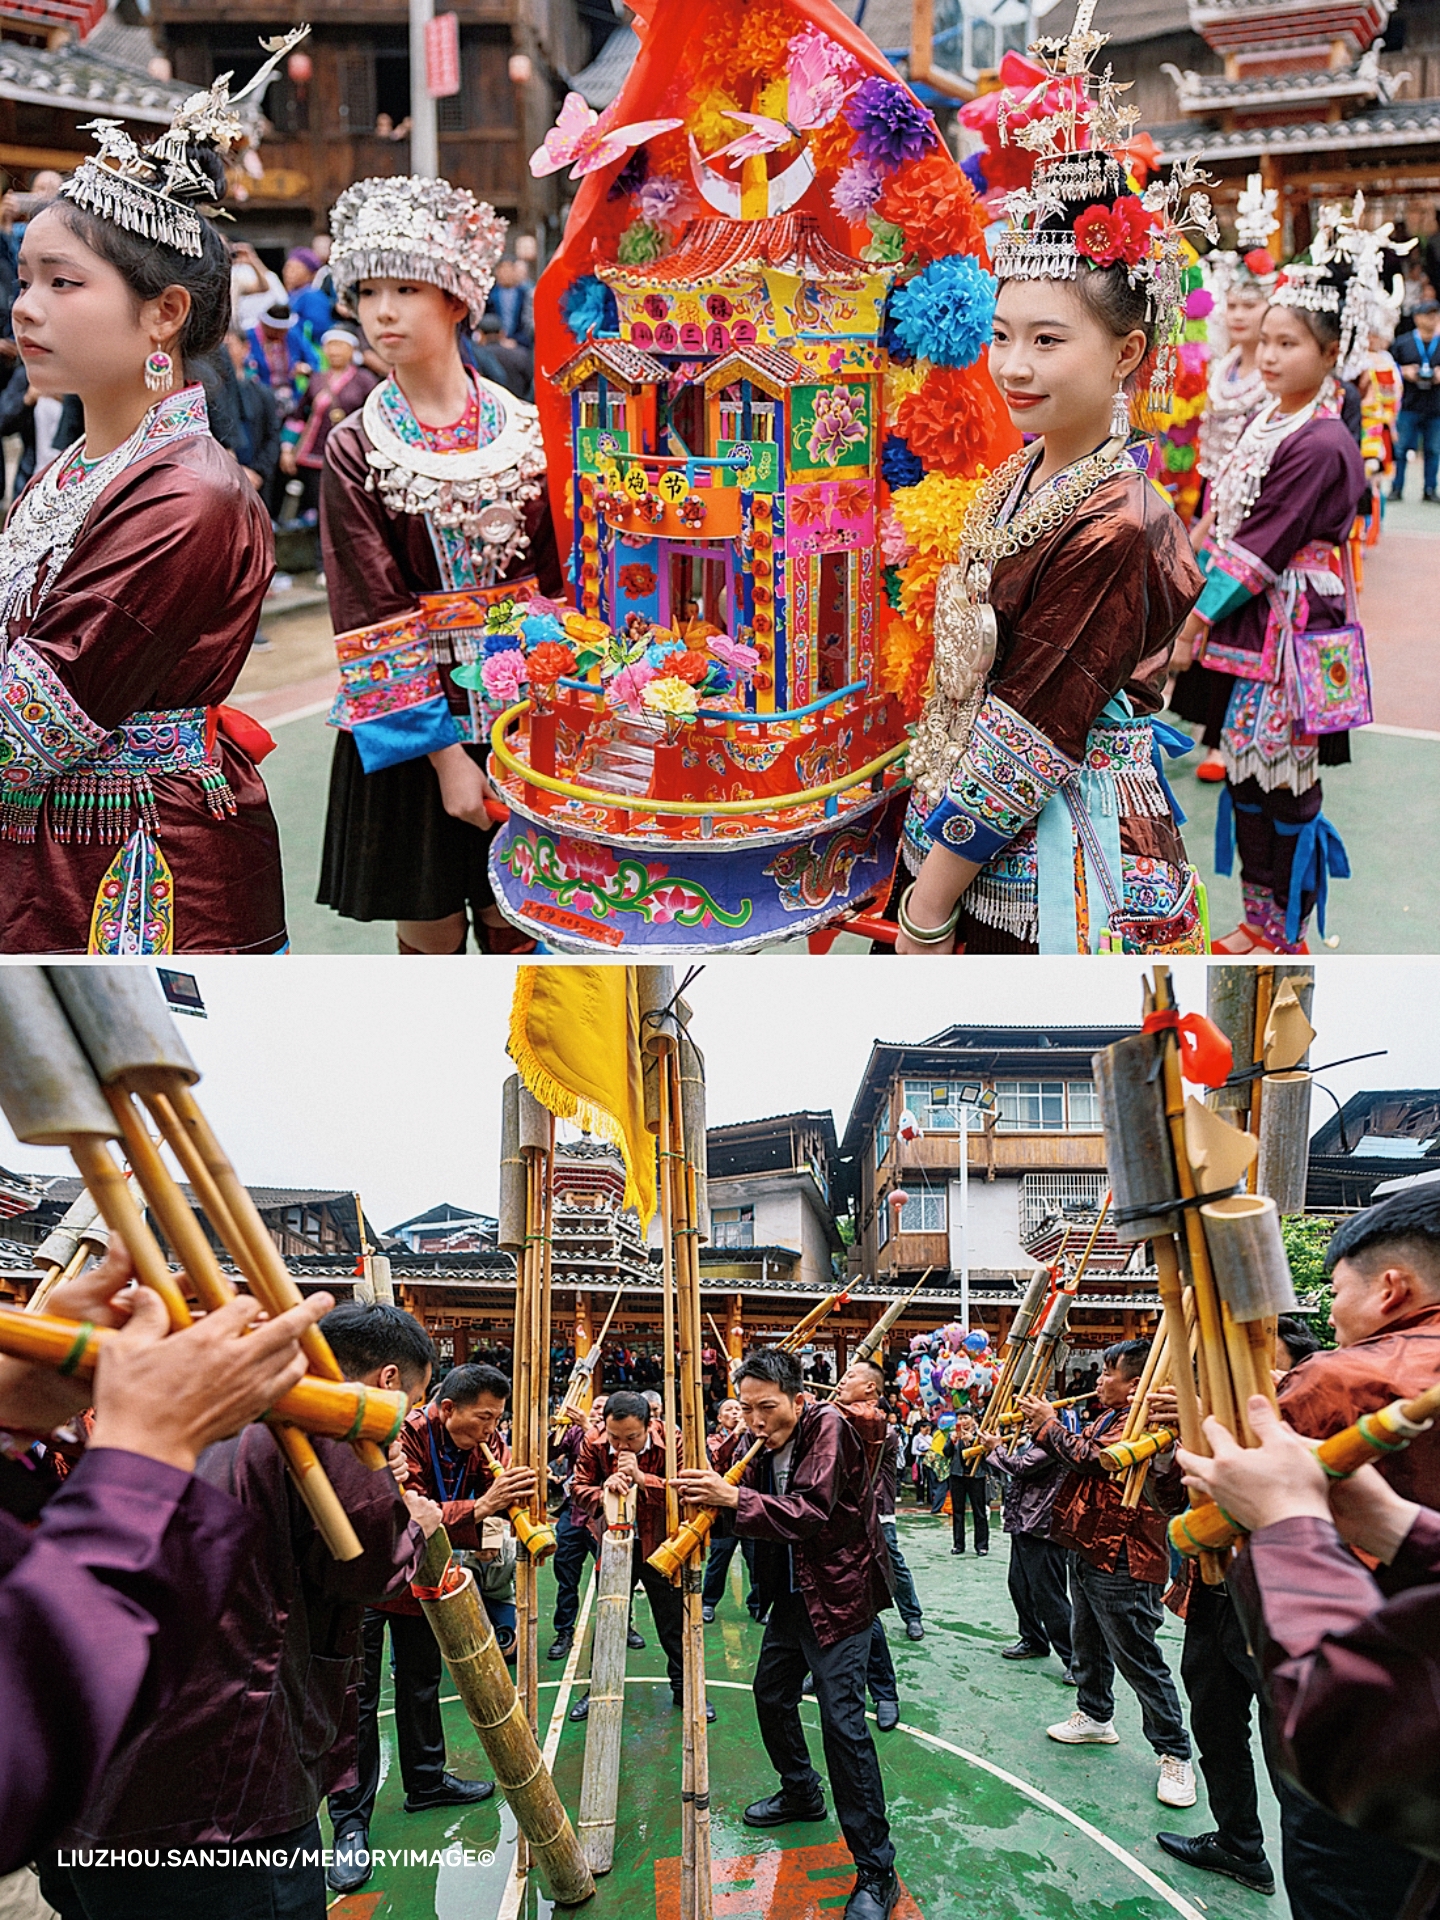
994, 1080, 1100, 1131
901, 1080, 973, 1131
875, 1107, 891, 1167
895, 1186, 946, 1234
712, 1205, 754, 1249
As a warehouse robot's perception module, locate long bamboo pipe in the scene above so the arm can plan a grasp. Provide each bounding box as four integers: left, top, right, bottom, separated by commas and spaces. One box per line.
551, 1286, 624, 1439
479, 1440, 557, 1563
0, 1307, 407, 1446
648, 1434, 765, 1578
1171, 1380, 1440, 1557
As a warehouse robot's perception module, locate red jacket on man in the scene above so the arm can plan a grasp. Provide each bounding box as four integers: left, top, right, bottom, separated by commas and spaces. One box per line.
570, 1421, 679, 1563
1038, 1407, 1170, 1584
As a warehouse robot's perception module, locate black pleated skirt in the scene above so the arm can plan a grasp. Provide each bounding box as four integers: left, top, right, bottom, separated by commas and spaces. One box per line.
317, 731, 496, 923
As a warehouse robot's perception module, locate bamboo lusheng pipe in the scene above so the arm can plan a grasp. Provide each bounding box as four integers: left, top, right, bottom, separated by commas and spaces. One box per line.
1171, 1377, 1440, 1557
648, 1435, 766, 1578
479, 1441, 557, 1563
410, 1527, 595, 1906
140, 1085, 386, 1472
577, 1489, 636, 1873
0, 1308, 407, 1445
28, 1187, 107, 1313
853, 1268, 936, 1364
1102, 1428, 1176, 1473
991, 1392, 1097, 1426
551, 1286, 624, 1440
777, 1288, 853, 1353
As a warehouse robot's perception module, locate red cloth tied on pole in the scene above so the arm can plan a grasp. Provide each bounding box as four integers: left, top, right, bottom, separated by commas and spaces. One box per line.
1141, 1009, 1233, 1089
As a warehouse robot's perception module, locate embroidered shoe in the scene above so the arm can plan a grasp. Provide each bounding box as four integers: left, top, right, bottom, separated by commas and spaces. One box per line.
1157, 1756, 1197, 1807
1047, 1711, 1119, 1745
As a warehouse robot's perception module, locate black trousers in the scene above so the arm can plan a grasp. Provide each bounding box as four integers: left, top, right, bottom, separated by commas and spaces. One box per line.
634, 1557, 685, 1694
866, 1618, 898, 1704
1179, 1579, 1269, 1859
1007, 1531, 1072, 1664
703, 1530, 758, 1609
948, 1473, 990, 1552
551, 1505, 597, 1637
1070, 1552, 1190, 1759
40, 1818, 325, 1920
752, 1592, 894, 1880
328, 1608, 447, 1830
1277, 1774, 1425, 1920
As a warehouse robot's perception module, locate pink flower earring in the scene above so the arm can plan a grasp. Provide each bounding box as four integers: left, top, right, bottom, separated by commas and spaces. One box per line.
144, 348, 174, 393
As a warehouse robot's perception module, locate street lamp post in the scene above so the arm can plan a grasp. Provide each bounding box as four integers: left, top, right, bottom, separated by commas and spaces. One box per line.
409, 0, 439, 176
952, 1083, 996, 1334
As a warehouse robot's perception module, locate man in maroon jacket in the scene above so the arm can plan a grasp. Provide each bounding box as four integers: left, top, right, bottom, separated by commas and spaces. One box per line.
675, 1347, 897, 1920
1019, 1339, 1195, 1810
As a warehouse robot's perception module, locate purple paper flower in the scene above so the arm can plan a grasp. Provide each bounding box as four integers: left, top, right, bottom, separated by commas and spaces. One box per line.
831, 159, 884, 220
638, 175, 685, 226
844, 77, 936, 172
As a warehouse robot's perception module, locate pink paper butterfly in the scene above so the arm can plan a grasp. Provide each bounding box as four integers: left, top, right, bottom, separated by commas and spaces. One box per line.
529, 91, 683, 180
710, 34, 859, 166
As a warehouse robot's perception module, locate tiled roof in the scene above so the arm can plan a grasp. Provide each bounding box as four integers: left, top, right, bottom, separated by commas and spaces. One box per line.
602, 215, 884, 291
1155, 96, 1440, 157
566, 25, 641, 110
0, 35, 192, 128
1162, 56, 1400, 111
702, 346, 807, 394
551, 338, 670, 392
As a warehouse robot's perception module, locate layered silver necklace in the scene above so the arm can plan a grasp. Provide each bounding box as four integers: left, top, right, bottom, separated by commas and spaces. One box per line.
1198, 347, 1268, 481
1210, 378, 1336, 544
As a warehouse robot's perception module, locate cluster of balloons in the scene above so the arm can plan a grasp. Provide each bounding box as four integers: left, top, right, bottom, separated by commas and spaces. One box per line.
894, 1324, 999, 1429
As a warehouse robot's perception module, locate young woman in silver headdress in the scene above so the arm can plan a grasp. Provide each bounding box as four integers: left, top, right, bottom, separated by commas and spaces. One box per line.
316, 175, 560, 953
894, 24, 1209, 958
0, 41, 303, 954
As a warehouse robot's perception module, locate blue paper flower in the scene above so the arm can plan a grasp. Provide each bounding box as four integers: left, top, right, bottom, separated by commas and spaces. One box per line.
881, 434, 924, 489
562, 275, 618, 341
483, 630, 525, 656
521, 612, 565, 646
888, 255, 997, 369
844, 77, 936, 172
644, 638, 684, 670
703, 663, 734, 696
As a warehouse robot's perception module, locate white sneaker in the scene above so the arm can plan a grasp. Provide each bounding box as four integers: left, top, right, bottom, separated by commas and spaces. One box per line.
1157, 1756, 1197, 1806
1047, 1711, 1120, 1745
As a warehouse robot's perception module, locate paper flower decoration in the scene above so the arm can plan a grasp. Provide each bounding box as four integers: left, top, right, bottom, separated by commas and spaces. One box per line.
898, 364, 1013, 480
666, 648, 712, 686
482, 628, 525, 656
480, 648, 529, 704
888, 254, 997, 370
618, 220, 668, 266
831, 159, 884, 220
607, 660, 658, 710
878, 154, 986, 266
881, 433, 924, 490
642, 675, 700, 718
561, 274, 618, 341
525, 641, 578, 687
844, 76, 935, 172
638, 175, 686, 226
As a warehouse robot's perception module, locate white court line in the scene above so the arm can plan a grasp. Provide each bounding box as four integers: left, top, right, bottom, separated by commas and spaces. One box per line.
263, 697, 336, 728
1367, 722, 1440, 742
492, 1579, 596, 1920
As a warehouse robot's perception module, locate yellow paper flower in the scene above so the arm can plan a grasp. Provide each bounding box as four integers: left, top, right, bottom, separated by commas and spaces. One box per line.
883, 360, 930, 415
893, 471, 986, 619
642, 675, 699, 717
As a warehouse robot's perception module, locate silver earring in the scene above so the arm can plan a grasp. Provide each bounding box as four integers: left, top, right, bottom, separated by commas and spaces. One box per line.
144, 348, 174, 393
1111, 389, 1131, 439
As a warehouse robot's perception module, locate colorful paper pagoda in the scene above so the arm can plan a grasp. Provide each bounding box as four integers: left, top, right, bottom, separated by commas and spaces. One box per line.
482, 0, 1016, 951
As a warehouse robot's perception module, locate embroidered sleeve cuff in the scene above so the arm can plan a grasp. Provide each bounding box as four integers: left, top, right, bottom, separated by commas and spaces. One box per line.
0, 640, 110, 795
333, 609, 462, 772
922, 692, 1078, 865
1196, 538, 1276, 624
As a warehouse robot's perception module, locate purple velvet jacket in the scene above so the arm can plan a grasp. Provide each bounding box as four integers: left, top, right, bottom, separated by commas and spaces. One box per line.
0, 1446, 254, 1875
730, 1400, 893, 1647
1231, 1505, 1440, 1898
64, 1424, 422, 1848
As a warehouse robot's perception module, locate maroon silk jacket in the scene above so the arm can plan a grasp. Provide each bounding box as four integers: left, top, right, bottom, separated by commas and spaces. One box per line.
0, 1446, 253, 1875
571, 1422, 679, 1563
1231, 1506, 1440, 1892
64, 1424, 421, 1848
1038, 1407, 1170, 1584
378, 1401, 509, 1618
0, 422, 285, 954
731, 1400, 893, 1646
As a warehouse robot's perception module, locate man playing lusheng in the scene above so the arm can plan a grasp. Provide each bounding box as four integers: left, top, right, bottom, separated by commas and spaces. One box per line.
675, 1348, 898, 1920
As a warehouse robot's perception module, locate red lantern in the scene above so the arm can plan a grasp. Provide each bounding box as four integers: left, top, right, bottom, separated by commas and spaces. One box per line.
286, 49, 312, 84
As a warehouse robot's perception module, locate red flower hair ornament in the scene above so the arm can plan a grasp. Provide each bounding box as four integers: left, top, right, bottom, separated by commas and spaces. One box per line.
1073, 197, 1157, 269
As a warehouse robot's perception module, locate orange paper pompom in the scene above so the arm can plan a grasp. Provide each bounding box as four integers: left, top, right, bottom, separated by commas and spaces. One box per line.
897, 362, 1018, 479
879, 154, 987, 266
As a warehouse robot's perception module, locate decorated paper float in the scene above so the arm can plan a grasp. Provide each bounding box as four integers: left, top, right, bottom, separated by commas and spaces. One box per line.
479, 0, 1016, 951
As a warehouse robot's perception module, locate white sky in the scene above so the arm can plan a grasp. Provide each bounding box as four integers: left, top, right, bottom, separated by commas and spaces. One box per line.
0, 957, 1433, 1232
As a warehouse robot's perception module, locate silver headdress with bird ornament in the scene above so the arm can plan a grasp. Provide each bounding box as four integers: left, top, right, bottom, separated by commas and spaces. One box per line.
61, 27, 310, 258
1272, 192, 1416, 379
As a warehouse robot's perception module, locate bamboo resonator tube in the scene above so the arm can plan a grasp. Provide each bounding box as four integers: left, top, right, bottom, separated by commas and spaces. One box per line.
410, 1528, 594, 1906
1171, 1380, 1440, 1556
480, 1441, 557, 1563
0, 1308, 407, 1445
1101, 1428, 1175, 1473
577, 1490, 636, 1875
648, 1434, 765, 1578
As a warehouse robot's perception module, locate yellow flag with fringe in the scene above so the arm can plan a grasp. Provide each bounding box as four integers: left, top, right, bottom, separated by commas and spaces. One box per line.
509, 966, 656, 1228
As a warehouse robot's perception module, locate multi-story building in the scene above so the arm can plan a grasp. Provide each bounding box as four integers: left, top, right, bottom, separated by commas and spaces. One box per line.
1307, 1086, 1440, 1210
837, 1022, 1161, 1354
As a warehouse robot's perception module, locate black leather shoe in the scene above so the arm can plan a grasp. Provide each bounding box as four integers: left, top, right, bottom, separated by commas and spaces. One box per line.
976, 1547, 989, 1556
404, 1772, 496, 1812
905, 1621, 925, 1641
672, 1692, 717, 1721
950, 1547, 965, 1555
1156, 1831, 1275, 1895
569, 1694, 591, 1722
742, 1790, 828, 1827
845, 1869, 901, 1919
702, 1604, 716, 1623
875, 1699, 900, 1732
327, 1822, 371, 1893
1000, 1641, 1050, 1660
627, 1627, 647, 1650
548, 1633, 573, 1661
